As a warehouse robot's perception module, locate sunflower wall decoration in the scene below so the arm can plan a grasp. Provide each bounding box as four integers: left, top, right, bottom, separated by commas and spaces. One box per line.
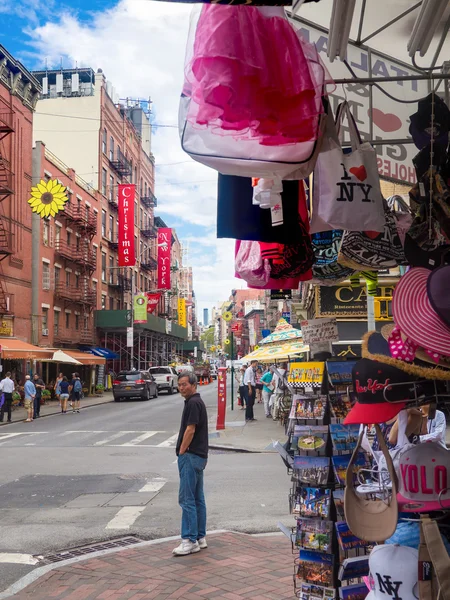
28, 179, 69, 218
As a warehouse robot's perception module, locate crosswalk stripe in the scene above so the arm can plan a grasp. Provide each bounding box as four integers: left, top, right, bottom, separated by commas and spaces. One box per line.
120, 431, 163, 446
94, 431, 134, 446
139, 478, 167, 493
156, 433, 178, 448
105, 506, 145, 530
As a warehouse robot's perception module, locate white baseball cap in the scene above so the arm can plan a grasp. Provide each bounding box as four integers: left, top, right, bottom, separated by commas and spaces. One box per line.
366, 545, 418, 600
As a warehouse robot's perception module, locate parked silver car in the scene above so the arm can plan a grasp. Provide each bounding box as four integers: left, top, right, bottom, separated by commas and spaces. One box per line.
113, 370, 158, 402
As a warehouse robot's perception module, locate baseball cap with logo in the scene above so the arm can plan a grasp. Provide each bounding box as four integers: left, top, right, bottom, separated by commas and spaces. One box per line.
366, 545, 418, 600
345, 425, 399, 542
397, 442, 450, 513
344, 359, 419, 425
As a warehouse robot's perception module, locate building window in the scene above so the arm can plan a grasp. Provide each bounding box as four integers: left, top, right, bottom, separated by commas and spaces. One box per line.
42, 308, 48, 333
67, 230, 71, 245
109, 136, 114, 161
101, 295, 106, 309
140, 240, 143, 260
93, 280, 97, 297
65, 312, 70, 328
43, 221, 49, 246
84, 316, 88, 331
140, 208, 143, 229
101, 252, 106, 282
140, 177, 143, 196
102, 128, 107, 154
109, 174, 114, 201
65, 271, 71, 286
55, 225, 61, 244
54, 266, 61, 287
134, 200, 138, 226
135, 235, 138, 260
76, 236, 80, 251
75, 273, 80, 287
134, 166, 137, 186
109, 256, 114, 284
102, 168, 107, 196
54, 310, 60, 335
109, 296, 114, 310
101, 210, 107, 237
42, 263, 50, 290
109, 215, 114, 240
75, 314, 79, 330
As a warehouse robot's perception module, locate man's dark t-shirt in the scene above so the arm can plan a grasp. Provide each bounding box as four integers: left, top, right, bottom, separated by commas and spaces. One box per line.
35, 379, 45, 399
176, 393, 208, 459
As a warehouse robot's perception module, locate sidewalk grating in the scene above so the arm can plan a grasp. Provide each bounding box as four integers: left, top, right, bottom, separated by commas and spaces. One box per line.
37, 536, 144, 565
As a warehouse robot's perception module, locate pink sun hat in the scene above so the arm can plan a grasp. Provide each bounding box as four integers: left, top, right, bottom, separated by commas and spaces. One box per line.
392, 267, 450, 358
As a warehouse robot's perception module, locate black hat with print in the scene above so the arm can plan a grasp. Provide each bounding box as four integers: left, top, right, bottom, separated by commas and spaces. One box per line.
344, 359, 419, 425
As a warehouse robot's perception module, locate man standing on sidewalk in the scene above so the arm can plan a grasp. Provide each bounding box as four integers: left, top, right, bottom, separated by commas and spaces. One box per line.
173, 372, 208, 557
260, 367, 274, 418
244, 360, 257, 422
0, 372, 15, 423
24, 375, 36, 423
33, 373, 45, 419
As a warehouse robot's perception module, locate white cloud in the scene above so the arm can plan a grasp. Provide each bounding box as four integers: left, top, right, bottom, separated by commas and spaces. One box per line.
25, 0, 240, 312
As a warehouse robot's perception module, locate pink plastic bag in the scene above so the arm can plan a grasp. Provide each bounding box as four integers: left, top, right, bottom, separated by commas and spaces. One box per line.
235, 240, 271, 286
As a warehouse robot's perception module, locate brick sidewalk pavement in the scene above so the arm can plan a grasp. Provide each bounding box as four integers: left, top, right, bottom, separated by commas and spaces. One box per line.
13, 533, 294, 600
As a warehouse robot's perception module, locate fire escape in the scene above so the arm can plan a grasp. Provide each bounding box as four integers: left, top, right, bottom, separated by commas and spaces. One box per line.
0, 98, 14, 314
54, 201, 98, 345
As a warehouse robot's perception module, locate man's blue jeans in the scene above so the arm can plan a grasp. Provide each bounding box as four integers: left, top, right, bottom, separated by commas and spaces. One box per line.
178, 452, 207, 543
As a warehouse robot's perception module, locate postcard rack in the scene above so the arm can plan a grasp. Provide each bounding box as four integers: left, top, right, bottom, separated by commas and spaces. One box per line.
278, 360, 372, 600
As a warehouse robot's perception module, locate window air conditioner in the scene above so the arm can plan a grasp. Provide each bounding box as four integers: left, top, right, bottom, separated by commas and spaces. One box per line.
42, 329, 49, 336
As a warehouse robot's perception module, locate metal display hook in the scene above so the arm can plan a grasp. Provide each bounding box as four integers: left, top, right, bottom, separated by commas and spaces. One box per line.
382, 379, 450, 405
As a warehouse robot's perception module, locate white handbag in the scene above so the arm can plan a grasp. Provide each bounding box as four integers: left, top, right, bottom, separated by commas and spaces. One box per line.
310, 102, 385, 234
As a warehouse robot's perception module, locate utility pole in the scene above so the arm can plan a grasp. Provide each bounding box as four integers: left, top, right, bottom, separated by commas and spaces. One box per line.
230, 330, 234, 411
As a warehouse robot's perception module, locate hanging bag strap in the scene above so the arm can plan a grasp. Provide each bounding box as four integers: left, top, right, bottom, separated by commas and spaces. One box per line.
419, 516, 450, 600
386, 194, 412, 214
335, 101, 363, 151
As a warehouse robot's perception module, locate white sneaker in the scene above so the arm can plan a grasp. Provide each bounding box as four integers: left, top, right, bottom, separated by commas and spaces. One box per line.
198, 537, 207, 549
172, 540, 201, 556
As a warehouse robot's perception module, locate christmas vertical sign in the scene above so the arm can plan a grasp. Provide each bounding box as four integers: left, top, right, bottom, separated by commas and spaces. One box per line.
157, 228, 171, 290
118, 184, 136, 267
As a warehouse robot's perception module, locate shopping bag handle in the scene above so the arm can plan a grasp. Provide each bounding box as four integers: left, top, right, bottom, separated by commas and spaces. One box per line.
335, 101, 363, 151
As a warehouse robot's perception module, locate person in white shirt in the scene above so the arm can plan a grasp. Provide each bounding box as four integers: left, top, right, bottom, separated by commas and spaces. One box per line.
0, 372, 15, 423
271, 363, 287, 421
243, 360, 257, 422
389, 404, 447, 449
235, 366, 246, 410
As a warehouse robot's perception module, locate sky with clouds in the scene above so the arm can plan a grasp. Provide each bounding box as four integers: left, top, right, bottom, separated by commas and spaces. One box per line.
0, 0, 245, 322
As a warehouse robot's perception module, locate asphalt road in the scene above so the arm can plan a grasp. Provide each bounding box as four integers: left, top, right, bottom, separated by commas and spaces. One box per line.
0, 381, 290, 593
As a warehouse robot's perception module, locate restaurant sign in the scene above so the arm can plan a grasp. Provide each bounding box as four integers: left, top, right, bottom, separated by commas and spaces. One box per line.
316, 285, 395, 318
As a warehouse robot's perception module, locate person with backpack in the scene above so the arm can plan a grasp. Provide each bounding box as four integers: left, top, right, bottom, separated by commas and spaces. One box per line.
70, 373, 83, 413
271, 362, 288, 421
59, 376, 71, 414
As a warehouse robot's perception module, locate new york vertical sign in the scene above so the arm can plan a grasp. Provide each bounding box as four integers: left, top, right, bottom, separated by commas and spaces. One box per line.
157, 228, 171, 290
118, 184, 136, 267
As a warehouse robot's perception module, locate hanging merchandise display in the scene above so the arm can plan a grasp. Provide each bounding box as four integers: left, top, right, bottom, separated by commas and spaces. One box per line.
179, 5, 331, 179
310, 230, 354, 285
234, 240, 271, 286
310, 102, 385, 234
337, 200, 407, 271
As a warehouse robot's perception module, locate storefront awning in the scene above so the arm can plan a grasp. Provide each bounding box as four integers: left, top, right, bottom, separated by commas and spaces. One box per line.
54, 349, 106, 365
241, 340, 309, 363
0, 339, 53, 360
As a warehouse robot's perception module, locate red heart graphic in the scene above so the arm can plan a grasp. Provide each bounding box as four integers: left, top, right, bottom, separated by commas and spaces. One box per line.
370, 108, 402, 133
365, 231, 380, 239
349, 165, 367, 182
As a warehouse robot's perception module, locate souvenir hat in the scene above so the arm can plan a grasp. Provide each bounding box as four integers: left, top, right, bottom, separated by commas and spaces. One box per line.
397, 442, 450, 513
345, 425, 398, 542
366, 545, 418, 600
362, 330, 450, 381
404, 235, 450, 270
344, 359, 418, 425
428, 265, 450, 328
409, 93, 450, 150
393, 267, 450, 357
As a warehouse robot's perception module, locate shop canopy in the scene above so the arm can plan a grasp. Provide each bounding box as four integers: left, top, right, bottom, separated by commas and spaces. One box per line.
259, 318, 303, 345
241, 340, 309, 364
78, 346, 119, 359
49, 349, 106, 365
0, 339, 53, 360
41, 350, 83, 365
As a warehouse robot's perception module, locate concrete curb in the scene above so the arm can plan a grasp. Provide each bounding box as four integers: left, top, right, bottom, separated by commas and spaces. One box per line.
0, 529, 283, 599
0, 398, 114, 426
208, 443, 274, 453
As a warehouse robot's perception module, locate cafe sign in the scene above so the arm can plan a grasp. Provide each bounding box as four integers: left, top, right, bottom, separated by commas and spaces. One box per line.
0, 319, 13, 337
316, 285, 395, 318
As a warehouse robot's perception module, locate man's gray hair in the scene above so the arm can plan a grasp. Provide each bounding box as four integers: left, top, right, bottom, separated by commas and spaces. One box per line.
25, 375, 31, 380
178, 371, 198, 385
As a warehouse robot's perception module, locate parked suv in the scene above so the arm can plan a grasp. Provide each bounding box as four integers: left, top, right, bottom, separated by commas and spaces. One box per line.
113, 370, 158, 402
148, 366, 178, 395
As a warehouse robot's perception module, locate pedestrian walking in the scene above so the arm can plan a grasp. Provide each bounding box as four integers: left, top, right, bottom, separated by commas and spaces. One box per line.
70, 373, 82, 413
173, 371, 208, 557
235, 366, 245, 410
243, 360, 258, 422
255, 366, 263, 403
271, 362, 287, 421
260, 367, 274, 418
0, 372, 15, 423
59, 376, 70, 413
33, 373, 45, 419
54, 372, 63, 406
23, 375, 36, 423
